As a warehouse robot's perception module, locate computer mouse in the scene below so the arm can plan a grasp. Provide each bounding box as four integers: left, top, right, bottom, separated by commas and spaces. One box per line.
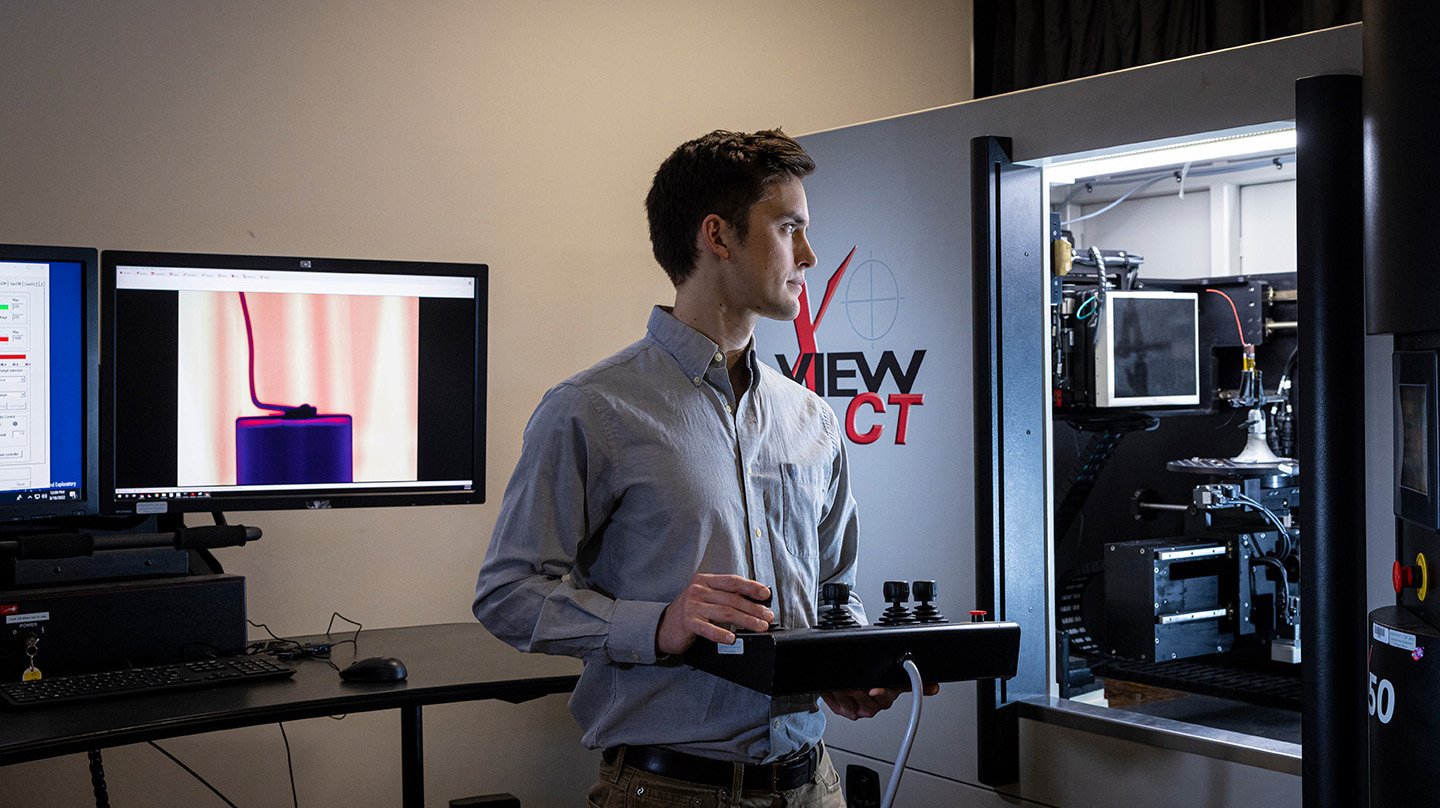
340, 656, 408, 683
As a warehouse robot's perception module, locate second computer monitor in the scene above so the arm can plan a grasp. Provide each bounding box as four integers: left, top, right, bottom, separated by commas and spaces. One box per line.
101, 250, 486, 515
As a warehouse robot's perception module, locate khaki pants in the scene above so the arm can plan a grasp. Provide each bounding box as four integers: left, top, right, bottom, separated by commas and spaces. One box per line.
587, 746, 845, 808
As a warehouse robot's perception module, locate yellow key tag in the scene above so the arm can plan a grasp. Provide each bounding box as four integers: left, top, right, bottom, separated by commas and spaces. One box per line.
22, 666, 41, 682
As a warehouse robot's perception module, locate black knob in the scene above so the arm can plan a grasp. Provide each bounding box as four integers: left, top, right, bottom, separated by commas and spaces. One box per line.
821, 582, 851, 606
883, 580, 910, 603
912, 580, 937, 601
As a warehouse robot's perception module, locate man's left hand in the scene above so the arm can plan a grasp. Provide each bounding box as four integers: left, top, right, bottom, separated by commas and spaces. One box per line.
821, 683, 941, 721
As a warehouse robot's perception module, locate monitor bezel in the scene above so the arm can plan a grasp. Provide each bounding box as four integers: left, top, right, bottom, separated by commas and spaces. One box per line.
0, 244, 100, 523
100, 249, 487, 516
1094, 290, 1201, 408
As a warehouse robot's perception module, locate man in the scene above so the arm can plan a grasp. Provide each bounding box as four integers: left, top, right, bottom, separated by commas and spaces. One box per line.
474, 129, 906, 807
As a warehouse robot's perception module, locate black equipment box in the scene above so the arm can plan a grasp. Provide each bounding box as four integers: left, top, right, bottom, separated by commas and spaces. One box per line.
0, 574, 247, 677
1105, 539, 1234, 662
685, 621, 1021, 695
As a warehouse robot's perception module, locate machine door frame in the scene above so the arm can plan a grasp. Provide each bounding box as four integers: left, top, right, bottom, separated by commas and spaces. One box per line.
970, 135, 1051, 786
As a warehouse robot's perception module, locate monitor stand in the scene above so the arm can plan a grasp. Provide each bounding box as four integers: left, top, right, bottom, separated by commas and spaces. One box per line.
1, 512, 249, 589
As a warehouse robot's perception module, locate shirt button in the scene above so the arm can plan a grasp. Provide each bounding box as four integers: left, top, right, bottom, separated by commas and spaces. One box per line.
773, 720, 780, 728
692, 376, 702, 385
713, 351, 725, 364
755, 528, 762, 538
724, 404, 732, 414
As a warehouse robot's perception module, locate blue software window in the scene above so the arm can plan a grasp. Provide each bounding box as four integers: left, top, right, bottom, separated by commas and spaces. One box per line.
0, 259, 84, 503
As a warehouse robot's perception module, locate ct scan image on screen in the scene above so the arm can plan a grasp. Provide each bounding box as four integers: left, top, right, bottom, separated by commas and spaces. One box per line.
176, 290, 419, 489
1111, 296, 1198, 400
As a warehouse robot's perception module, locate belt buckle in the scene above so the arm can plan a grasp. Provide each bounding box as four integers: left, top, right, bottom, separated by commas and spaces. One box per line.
770, 745, 810, 791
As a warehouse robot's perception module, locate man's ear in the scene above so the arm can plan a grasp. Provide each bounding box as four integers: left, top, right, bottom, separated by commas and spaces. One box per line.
698, 213, 731, 261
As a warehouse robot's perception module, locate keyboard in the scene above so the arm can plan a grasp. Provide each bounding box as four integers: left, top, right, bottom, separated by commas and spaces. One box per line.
0, 656, 297, 709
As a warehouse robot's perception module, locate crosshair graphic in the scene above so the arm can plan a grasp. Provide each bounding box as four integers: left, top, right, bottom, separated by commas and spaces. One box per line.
843, 258, 902, 341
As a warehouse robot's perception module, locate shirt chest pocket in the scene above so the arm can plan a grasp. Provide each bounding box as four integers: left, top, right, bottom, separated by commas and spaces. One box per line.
776, 462, 829, 559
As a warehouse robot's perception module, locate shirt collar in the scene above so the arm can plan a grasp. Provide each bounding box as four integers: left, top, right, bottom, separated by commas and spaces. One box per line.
647, 306, 753, 382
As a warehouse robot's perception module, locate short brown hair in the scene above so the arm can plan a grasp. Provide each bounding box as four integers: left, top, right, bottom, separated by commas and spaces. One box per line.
645, 129, 815, 286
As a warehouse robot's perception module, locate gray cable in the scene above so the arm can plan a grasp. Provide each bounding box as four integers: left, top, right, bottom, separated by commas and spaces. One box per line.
879, 658, 925, 808
1061, 174, 1170, 225
1057, 155, 1295, 225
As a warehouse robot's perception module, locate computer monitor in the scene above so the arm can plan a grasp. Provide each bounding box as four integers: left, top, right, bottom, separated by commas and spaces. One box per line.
1395, 350, 1439, 530
1094, 290, 1201, 408
0, 245, 98, 522
101, 250, 486, 515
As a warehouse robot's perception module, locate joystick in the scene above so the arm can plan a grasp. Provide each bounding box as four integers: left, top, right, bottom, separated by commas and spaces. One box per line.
748, 587, 779, 631
911, 580, 946, 623
877, 581, 918, 626
817, 582, 861, 629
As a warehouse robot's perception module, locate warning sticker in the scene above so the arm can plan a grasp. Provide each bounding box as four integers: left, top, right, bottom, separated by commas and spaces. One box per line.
1389, 629, 1418, 652
5, 612, 49, 625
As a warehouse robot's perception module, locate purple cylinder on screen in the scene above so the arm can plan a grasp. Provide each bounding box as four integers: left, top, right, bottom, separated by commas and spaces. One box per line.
235, 414, 353, 485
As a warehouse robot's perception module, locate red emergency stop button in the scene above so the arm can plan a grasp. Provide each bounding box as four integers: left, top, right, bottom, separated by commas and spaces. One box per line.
1395, 554, 1430, 600
1395, 560, 1422, 593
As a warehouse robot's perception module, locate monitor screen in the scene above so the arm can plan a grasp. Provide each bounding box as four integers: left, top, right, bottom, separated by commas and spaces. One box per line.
1395, 350, 1440, 530
1400, 382, 1430, 496
0, 245, 98, 522
1095, 291, 1200, 407
101, 251, 486, 515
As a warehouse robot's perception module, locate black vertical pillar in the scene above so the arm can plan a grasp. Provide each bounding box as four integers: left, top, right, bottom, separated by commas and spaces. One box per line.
972, 135, 1015, 787
1296, 73, 1366, 808
1364, 0, 1440, 337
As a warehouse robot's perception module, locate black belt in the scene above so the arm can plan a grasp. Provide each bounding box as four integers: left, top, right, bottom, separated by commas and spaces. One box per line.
603, 743, 820, 792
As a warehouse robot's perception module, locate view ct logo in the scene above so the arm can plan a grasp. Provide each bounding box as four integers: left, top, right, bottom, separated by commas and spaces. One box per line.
777, 247, 926, 445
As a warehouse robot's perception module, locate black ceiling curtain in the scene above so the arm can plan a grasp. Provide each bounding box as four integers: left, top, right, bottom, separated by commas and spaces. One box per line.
974, 0, 1361, 97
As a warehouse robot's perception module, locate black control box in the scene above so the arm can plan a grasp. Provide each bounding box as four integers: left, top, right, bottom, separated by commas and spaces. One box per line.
685, 621, 1021, 695
0, 574, 247, 677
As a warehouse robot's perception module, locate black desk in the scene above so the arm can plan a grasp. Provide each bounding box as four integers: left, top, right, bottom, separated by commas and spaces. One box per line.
0, 623, 581, 807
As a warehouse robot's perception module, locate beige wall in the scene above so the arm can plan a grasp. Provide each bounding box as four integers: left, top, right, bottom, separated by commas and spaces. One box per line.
0, 2, 972, 805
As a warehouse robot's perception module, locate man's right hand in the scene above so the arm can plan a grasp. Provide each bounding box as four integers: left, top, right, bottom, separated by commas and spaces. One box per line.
656, 574, 773, 656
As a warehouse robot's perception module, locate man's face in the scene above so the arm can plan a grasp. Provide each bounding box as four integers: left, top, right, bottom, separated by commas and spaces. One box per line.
724, 175, 817, 322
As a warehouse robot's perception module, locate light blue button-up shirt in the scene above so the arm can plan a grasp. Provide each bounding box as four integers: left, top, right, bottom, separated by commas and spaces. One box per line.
474, 306, 862, 763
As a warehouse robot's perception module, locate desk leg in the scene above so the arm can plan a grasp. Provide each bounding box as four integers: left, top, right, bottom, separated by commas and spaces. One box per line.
402, 705, 423, 808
